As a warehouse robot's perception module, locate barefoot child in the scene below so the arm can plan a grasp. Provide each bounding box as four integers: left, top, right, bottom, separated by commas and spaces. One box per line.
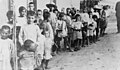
0, 25, 14, 70
44, 31, 54, 69
72, 14, 83, 51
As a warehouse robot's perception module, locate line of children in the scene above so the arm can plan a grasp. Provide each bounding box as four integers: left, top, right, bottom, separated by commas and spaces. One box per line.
0, 2, 110, 70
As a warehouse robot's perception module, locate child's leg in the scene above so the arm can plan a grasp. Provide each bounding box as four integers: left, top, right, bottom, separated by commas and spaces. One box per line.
89, 36, 92, 44
86, 36, 89, 46
77, 39, 82, 50
93, 35, 96, 43
63, 36, 69, 51
40, 59, 45, 70
96, 28, 99, 40
45, 59, 50, 69
79, 39, 82, 48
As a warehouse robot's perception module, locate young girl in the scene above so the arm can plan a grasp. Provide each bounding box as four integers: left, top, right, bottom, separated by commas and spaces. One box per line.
18, 39, 38, 70
72, 14, 83, 51
44, 31, 53, 69
0, 25, 14, 70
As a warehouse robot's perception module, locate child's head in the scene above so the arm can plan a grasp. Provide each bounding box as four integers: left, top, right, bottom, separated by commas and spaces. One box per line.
36, 9, 42, 17
6, 11, 13, 22
29, 2, 34, 11
92, 15, 98, 21
19, 6, 26, 17
45, 31, 50, 38
75, 14, 81, 21
1, 25, 10, 39
43, 12, 51, 21
27, 11, 36, 24
59, 12, 65, 20
24, 39, 37, 52
88, 11, 93, 18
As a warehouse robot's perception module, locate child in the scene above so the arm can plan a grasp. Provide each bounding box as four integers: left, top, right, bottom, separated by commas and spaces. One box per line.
18, 39, 38, 70
44, 31, 53, 69
36, 9, 43, 25
0, 25, 14, 70
39, 11, 55, 56
82, 22, 89, 47
59, 12, 70, 51
17, 6, 27, 27
72, 14, 83, 51
88, 15, 97, 44
19, 11, 42, 46
92, 15, 99, 42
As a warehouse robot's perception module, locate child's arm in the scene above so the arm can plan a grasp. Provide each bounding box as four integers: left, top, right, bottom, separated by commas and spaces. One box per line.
19, 27, 24, 46
10, 41, 15, 58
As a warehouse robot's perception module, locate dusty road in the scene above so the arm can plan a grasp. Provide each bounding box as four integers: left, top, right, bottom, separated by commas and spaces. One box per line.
48, 14, 120, 70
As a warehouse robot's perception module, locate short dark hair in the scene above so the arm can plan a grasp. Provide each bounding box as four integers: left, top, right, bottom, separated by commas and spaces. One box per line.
37, 9, 42, 12
36, 9, 42, 15
19, 6, 26, 13
92, 15, 98, 19
24, 39, 34, 50
29, 2, 34, 5
1, 25, 10, 32
6, 11, 13, 19
59, 12, 65, 18
53, 9, 58, 13
43, 9, 48, 13
43, 12, 50, 20
75, 14, 81, 21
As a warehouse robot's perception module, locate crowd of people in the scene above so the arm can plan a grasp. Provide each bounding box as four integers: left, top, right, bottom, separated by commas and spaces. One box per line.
0, 2, 110, 70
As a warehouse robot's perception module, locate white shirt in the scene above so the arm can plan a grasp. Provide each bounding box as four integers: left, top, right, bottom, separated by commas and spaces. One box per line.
16, 16, 27, 27
19, 23, 42, 45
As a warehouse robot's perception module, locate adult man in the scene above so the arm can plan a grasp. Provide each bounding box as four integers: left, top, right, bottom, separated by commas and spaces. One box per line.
115, 1, 120, 33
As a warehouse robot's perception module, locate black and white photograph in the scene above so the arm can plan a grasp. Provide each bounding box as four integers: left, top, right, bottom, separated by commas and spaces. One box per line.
0, 0, 120, 70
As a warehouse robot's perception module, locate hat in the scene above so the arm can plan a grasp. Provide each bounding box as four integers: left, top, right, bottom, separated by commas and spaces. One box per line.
46, 2, 57, 9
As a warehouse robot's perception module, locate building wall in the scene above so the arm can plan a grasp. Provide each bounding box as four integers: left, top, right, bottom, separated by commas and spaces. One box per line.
0, 0, 9, 24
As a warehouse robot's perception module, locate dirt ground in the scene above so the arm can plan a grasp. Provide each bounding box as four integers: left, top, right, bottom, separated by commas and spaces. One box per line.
47, 13, 120, 70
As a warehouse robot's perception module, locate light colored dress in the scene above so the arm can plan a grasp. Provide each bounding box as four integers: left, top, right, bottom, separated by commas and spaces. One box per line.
37, 34, 45, 59
72, 21, 83, 40
0, 38, 14, 70
44, 37, 53, 60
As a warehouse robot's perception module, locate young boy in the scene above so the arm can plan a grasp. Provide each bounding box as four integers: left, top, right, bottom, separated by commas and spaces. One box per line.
17, 6, 27, 27
0, 25, 14, 70
19, 11, 42, 46
72, 14, 83, 51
